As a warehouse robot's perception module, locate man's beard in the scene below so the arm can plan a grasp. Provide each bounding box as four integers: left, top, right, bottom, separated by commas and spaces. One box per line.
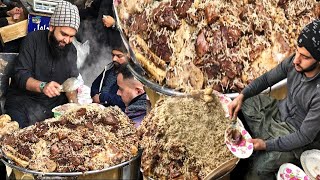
113, 58, 128, 71
48, 31, 71, 58
295, 61, 320, 73
113, 62, 121, 70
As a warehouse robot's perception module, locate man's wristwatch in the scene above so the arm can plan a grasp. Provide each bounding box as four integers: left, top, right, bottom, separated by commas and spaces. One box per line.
39, 82, 47, 92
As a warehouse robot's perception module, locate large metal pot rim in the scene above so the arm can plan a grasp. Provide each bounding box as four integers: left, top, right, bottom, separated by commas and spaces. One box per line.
112, 4, 288, 99
0, 151, 141, 177
127, 60, 287, 99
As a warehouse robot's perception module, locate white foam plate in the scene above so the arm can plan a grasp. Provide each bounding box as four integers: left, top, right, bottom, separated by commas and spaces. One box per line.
216, 91, 253, 159
277, 163, 309, 180
224, 123, 253, 159
213, 90, 244, 127
301, 149, 320, 180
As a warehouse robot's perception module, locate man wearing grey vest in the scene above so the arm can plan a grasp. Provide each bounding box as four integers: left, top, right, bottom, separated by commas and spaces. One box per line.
228, 19, 320, 179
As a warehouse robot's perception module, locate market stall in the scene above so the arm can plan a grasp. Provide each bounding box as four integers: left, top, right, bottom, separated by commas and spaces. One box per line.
0, 2, 28, 50
19, 0, 52, 32
1, 0, 320, 180
112, 0, 320, 179
0, 0, 59, 45
0, 0, 55, 51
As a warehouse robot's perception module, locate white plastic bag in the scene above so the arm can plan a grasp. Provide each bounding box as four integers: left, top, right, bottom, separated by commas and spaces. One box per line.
72, 38, 90, 69
77, 84, 92, 105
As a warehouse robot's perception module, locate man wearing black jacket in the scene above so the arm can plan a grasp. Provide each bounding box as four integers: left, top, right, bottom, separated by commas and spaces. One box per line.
90, 39, 127, 111
4, 1, 80, 128
0, 7, 23, 27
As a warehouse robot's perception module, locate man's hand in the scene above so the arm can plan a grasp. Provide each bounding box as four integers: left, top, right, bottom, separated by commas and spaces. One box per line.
249, 138, 266, 151
102, 15, 115, 28
227, 93, 244, 120
92, 94, 100, 103
7, 7, 21, 17
13, 8, 24, 20
6, 7, 24, 25
43, 81, 61, 98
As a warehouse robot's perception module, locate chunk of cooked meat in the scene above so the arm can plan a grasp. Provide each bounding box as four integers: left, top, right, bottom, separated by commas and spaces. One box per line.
172, 0, 194, 18
204, 3, 219, 24
153, 3, 181, 30
149, 31, 173, 62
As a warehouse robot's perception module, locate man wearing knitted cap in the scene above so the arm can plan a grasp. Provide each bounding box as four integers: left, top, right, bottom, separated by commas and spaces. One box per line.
90, 39, 128, 111
228, 19, 320, 180
4, 1, 81, 128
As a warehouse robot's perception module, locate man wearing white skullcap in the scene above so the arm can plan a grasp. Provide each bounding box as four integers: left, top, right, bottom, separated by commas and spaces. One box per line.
5, 1, 81, 128
228, 19, 320, 179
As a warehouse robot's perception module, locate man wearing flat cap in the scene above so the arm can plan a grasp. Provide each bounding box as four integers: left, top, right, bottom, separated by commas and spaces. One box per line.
4, 1, 81, 128
228, 19, 320, 179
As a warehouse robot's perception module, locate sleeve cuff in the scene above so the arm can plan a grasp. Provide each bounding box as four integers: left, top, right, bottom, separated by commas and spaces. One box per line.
19, 73, 32, 90
241, 87, 252, 100
265, 139, 276, 151
99, 92, 110, 104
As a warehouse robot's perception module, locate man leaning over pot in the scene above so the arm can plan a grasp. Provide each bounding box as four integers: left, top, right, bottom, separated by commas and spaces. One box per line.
228, 19, 320, 180
116, 65, 147, 127
5, 1, 80, 128
90, 39, 128, 111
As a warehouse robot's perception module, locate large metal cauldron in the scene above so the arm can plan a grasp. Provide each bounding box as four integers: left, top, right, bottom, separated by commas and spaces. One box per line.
111, 3, 288, 100
1, 151, 142, 180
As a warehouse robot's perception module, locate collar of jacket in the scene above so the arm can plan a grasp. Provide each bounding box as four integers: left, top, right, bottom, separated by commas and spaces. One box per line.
301, 69, 320, 82
126, 93, 147, 112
